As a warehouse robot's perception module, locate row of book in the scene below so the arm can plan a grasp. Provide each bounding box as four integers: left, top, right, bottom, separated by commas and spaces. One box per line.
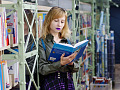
38, 12, 47, 38
93, 76, 111, 84
0, 7, 8, 48
0, 7, 47, 48
6, 9, 18, 45
67, 11, 92, 90
67, 14, 92, 31
78, 54, 92, 90
0, 7, 18, 48
90, 76, 112, 90
0, 60, 19, 90
95, 11, 115, 82
80, 14, 92, 28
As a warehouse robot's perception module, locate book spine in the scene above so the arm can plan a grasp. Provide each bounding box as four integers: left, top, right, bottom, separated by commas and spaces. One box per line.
95, 30, 100, 77
99, 11, 104, 31
4, 61, 10, 88
2, 63, 5, 90
104, 34, 108, 78
0, 15, 2, 48
0, 63, 3, 90
101, 36, 105, 77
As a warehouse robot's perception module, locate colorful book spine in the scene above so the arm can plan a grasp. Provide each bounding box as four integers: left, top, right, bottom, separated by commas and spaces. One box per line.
0, 63, 3, 90
101, 36, 105, 77
95, 30, 100, 77
1, 62, 5, 90
3, 60, 10, 88
107, 31, 115, 81
0, 7, 9, 47
0, 15, 2, 48
67, 15, 72, 31
6, 9, 18, 44
37, 12, 47, 38
7, 60, 19, 83
99, 11, 104, 32
104, 34, 108, 78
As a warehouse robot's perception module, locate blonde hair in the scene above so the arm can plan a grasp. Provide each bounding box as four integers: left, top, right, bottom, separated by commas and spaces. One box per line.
41, 6, 71, 39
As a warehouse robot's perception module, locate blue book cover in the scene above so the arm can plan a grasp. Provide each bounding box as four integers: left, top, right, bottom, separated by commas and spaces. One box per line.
48, 40, 89, 63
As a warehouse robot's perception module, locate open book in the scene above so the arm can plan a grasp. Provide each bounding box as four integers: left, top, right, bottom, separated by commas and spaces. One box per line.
48, 40, 89, 63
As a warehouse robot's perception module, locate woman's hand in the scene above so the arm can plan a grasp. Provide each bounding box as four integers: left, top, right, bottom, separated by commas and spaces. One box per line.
60, 52, 77, 66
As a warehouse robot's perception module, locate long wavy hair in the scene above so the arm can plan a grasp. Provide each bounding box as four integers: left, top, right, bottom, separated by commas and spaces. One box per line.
41, 6, 71, 39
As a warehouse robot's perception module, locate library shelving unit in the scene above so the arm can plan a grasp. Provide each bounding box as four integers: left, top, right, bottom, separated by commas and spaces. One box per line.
95, 0, 114, 83
77, 0, 111, 89
70, 0, 111, 89
0, 0, 51, 90
0, 0, 111, 90
67, 0, 96, 89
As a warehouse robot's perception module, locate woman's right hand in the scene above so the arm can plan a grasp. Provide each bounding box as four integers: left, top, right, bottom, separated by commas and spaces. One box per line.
60, 52, 77, 66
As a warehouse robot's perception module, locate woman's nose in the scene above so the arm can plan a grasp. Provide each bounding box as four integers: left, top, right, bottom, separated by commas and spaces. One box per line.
58, 21, 61, 26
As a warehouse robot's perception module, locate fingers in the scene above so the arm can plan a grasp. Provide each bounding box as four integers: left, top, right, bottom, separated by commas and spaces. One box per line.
61, 53, 65, 59
60, 53, 65, 65
68, 53, 77, 59
60, 52, 77, 66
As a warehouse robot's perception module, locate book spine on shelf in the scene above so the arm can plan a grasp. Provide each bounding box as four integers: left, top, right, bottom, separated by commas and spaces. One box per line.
104, 34, 108, 78
101, 36, 105, 77
1, 62, 5, 90
0, 15, 2, 48
3, 60, 10, 88
6, 9, 18, 44
38, 12, 47, 38
0, 63, 3, 90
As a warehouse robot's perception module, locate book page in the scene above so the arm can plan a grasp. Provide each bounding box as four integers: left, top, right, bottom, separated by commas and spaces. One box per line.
73, 40, 88, 48
56, 43, 73, 47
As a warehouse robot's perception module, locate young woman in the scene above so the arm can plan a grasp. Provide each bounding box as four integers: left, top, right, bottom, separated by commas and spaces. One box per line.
38, 6, 79, 90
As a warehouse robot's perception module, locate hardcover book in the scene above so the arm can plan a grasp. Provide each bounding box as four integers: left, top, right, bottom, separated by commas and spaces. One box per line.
48, 40, 89, 63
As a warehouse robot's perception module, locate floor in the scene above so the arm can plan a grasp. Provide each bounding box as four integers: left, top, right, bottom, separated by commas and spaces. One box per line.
113, 64, 120, 90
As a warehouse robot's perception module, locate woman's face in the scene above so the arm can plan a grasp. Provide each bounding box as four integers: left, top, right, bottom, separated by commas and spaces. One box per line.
50, 16, 65, 34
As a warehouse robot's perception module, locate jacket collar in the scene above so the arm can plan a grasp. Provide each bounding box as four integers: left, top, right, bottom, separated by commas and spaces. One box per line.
46, 34, 68, 43
46, 34, 54, 42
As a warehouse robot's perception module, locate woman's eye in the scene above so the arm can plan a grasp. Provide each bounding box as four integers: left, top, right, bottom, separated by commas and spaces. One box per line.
54, 19, 58, 22
61, 21, 65, 23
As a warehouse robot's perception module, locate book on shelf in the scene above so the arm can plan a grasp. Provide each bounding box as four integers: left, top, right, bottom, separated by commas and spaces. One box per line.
0, 7, 9, 48
48, 40, 89, 63
7, 60, 19, 83
0, 60, 10, 89
38, 12, 47, 38
6, 9, 18, 44
0, 63, 3, 90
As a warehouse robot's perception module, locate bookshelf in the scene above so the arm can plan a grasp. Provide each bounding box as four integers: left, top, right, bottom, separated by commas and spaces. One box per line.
0, 0, 39, 90
0, 0, 112, 90
68, 0, 96, 90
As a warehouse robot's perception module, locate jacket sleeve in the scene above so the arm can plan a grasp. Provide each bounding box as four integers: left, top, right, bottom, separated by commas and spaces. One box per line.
67, 61, 79, 73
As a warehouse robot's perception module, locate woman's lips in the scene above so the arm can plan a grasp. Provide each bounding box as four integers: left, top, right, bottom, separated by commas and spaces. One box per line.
56, 28, 61, 30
